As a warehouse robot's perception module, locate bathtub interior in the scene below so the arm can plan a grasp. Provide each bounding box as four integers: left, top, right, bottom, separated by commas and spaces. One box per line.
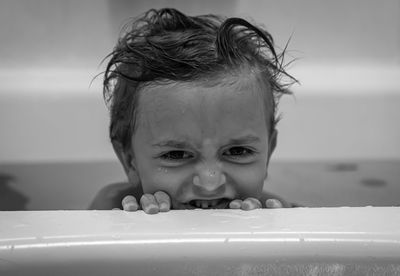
1, 70, 400, 210
1, 159, 400, 211
1, 208, 400, 276
1, 1, 400, 210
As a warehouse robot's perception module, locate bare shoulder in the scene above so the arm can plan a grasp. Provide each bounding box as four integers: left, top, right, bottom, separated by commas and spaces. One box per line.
88, 182, 142, 210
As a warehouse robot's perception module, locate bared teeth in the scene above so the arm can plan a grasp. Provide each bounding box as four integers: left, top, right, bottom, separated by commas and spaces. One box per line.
186, 198, 230, 209
191, 199, 222, 209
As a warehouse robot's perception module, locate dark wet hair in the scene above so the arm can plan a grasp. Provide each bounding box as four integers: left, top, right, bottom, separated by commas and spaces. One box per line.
103, 8, 297, 150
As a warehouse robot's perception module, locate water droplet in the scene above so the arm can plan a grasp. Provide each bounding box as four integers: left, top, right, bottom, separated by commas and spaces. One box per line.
157, 167, 168, 173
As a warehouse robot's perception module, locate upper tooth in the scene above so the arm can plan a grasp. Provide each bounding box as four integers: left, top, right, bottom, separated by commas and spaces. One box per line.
192, 199, 221, 209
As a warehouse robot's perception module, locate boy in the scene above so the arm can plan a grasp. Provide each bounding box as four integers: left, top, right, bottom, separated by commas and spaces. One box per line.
90, 8, 297, 213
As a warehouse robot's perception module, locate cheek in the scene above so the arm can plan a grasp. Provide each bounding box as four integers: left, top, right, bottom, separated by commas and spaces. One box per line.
140, 168, 189, 195
229, 164, 267, 196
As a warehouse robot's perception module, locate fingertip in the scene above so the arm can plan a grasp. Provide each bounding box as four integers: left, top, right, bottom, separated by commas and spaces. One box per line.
154, 191, 171, 212
229, 199, 242, 209
140, 194, 160, 214
122, 195, 139, 211
123, 202, 139, 211
242, 198, 262, 211
143, 204, 160, 214
265, 199, 283, 209
158, 202, 170, 212
154, 191, 169, 198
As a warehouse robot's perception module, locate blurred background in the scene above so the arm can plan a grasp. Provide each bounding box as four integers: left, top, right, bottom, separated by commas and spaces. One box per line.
0, 0, 399, 210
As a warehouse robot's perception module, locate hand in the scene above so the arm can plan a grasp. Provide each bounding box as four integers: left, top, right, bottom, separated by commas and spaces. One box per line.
120, 191, 171, 214
229, 197, 284, 210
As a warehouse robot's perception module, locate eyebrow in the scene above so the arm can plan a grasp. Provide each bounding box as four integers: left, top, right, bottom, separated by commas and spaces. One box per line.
152, 140, 194, 149
228, 135, 261, 145
152, 135, 261, 149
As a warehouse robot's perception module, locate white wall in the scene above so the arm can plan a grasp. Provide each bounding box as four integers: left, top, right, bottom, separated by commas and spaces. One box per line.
1, 0, 398, 68
0, 0, 399, 163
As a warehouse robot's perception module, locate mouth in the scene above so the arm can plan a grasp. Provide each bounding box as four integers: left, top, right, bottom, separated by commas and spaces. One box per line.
184, 198, 231, 209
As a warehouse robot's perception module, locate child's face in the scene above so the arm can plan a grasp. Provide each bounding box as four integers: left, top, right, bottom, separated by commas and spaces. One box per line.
125, 75, 276, 209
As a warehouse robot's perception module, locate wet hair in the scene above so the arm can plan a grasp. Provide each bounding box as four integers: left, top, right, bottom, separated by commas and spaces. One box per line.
103, 8, 297, 150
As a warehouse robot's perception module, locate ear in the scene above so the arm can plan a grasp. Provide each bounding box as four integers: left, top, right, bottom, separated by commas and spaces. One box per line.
112, 141, 140, 188
263, 129, 277, 181
268, 128, 278, 160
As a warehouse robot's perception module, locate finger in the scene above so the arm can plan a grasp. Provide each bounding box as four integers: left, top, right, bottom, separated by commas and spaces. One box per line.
265, 198, 283, 209
229, 199, 243, 209
241, 197, 262, 210
122, 195, 139, 211
154, 191, 171, 212
140, 194, 160, 214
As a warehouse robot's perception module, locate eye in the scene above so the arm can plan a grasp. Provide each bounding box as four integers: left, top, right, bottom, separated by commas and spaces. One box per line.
223, 147, 255, 159
160, 150, 194, 161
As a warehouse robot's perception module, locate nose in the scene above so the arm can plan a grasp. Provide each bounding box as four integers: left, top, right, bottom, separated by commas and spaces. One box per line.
193, 164, 226, 192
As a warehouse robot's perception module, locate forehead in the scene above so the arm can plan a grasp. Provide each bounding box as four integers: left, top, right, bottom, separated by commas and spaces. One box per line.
137, 73, 272, 125
133, 74, 273, 146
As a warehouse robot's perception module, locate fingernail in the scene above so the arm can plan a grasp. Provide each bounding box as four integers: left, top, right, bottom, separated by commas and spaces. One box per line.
266, 199, 283, 208
229, 199, 242, 209
123, 201, 139, 211
154, 191, 170, 212
122, 195, 139, 211
242, 198, 262, 210
141, 194, 159, 214
158, 201, 169, 212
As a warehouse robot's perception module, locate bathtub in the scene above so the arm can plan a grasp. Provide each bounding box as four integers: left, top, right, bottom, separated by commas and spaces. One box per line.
1, 207, 400, 276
